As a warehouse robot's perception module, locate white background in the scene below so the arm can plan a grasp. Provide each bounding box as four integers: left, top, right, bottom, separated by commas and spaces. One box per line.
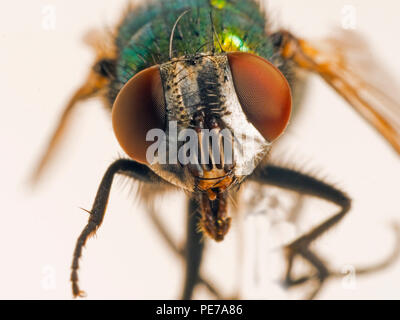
0, 0, 399, 299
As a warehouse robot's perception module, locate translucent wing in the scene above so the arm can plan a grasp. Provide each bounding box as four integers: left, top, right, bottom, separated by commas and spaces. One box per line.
30, 30, 115, 184
280, 30, 400, 155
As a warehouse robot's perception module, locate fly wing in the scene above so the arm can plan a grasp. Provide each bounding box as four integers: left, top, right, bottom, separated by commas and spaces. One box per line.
30, 31, 114, 185
30, 74, 107, 184
280, 30, 400, 155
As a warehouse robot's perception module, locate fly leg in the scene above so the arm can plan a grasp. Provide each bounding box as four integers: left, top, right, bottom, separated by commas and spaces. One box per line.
181, 197, 204, 299
251, 164, 400, 299
147, 204, 184, 256
146, 198, 222, 299
71, 159, 161, 298
287, 193, 306, 224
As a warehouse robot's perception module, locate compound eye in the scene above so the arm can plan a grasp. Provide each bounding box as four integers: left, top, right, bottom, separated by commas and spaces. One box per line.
112, 66, 166, 164
227, 52, 292, 142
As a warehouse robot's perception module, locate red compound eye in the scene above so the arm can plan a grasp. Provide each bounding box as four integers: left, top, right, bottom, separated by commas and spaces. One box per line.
227, 52, 292, 142
112, 66, 166, 164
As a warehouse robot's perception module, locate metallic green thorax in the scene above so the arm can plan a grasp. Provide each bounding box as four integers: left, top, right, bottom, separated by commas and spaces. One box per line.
108, 0, 292, 104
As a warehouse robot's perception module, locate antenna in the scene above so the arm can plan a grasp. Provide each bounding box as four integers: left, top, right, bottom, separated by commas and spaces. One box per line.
210, 11, 224, 52
169, 9, 191, 60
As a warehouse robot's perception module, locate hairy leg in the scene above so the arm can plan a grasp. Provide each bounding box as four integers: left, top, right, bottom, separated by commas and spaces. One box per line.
251, 164, 400, 299
70, 159, 160, 297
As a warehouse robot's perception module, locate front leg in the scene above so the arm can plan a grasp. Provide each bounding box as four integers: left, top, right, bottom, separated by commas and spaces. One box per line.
251, 164, 400, 299
70, 159, 161, 298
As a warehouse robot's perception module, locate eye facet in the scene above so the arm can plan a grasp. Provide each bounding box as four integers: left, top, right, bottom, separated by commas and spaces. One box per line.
112, 65, 165, 164
227, 52, 292, 142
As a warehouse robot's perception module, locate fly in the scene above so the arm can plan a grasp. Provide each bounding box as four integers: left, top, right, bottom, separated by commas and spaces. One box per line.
31, 0, 400, 299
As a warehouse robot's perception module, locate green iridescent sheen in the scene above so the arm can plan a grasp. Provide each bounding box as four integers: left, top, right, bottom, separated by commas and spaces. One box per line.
109, 0, 283, 103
